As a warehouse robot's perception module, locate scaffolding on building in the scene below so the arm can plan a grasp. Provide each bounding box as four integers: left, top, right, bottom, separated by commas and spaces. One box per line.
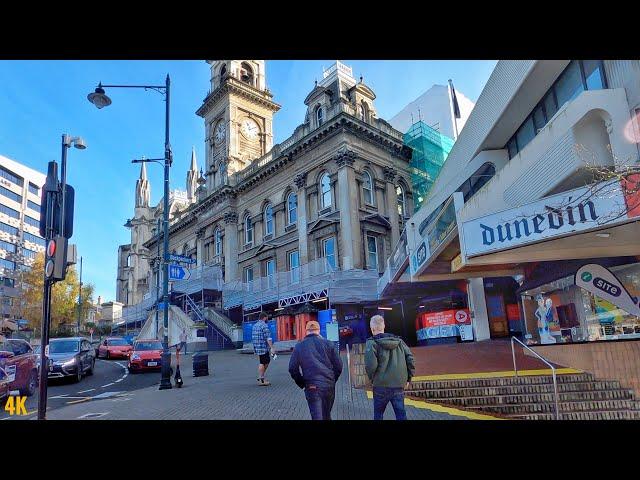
403, 120, 455, 213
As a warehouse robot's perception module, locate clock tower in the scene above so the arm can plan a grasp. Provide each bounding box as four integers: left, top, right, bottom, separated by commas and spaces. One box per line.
196, 60, 281, 192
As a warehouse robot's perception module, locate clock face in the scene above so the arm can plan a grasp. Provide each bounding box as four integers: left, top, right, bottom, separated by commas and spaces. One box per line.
240, 118, 260, 141
214, 121, 226, 145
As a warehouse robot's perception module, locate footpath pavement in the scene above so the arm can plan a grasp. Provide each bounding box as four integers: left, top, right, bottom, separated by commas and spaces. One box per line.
46, 350, 469, 420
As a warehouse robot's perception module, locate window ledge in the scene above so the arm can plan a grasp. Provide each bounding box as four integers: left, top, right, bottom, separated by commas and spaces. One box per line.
263, 234, 273, 241
319, 207, 332, 216
285, 224, 297, 232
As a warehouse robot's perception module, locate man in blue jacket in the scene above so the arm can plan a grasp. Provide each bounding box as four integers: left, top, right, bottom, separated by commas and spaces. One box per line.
288, 320, 343, 420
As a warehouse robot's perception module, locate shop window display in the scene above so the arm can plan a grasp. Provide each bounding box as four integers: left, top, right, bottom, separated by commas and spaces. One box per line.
521, 262, 640, 344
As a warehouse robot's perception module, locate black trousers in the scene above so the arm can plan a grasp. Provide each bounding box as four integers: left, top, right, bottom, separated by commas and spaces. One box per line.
304, 384, 336, 420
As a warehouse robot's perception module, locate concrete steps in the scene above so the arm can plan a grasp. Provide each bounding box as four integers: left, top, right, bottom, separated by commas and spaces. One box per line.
407, 373, 640, 420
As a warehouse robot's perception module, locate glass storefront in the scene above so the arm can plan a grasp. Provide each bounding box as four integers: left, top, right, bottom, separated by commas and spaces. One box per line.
520, 262, 640, 345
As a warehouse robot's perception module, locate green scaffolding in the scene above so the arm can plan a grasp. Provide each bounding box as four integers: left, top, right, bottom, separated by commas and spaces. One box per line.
403, 121, 455, 213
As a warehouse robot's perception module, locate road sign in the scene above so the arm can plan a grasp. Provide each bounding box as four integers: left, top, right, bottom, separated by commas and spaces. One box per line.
168, 264, 191, 281
168, 254, 196, 265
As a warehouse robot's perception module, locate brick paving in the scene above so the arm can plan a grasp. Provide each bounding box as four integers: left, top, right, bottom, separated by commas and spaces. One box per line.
45, 350, 467, 420
410, 339, 560, 376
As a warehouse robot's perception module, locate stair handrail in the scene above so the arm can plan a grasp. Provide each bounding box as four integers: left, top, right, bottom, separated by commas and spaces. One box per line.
203, 308, 234, 339
511, 336, 560, 420
183, 294, 228, 348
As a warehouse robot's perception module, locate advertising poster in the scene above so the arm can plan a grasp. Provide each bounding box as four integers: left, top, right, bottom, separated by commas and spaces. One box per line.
416, 309, 470, 340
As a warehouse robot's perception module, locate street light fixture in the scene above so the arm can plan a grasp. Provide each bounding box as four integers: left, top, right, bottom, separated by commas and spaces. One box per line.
88, 75, 173, 390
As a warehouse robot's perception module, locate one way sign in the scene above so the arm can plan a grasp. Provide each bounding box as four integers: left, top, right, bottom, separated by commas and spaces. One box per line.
168, 264, 191, 281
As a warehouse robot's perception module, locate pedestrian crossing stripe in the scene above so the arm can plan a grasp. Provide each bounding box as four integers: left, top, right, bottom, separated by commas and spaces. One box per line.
364, 390, 505, 420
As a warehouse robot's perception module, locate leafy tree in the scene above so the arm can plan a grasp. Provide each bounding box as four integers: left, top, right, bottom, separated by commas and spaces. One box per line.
22, 253, 95, 336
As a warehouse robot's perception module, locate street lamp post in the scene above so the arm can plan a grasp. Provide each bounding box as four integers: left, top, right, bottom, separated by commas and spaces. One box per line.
88, 75, 173, 390
76, 256, 82, 334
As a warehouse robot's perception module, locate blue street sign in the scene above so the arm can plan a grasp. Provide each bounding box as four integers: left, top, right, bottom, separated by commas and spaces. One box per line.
158, 302, 168, 310
168, 254, 196, 265
168, 264, 190, 281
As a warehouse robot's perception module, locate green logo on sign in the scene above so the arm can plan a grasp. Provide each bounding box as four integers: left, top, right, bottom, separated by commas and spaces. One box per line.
581, 271, 593, 282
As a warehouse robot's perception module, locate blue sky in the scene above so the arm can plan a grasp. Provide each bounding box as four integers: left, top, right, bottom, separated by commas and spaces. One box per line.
0, 60, 497, 302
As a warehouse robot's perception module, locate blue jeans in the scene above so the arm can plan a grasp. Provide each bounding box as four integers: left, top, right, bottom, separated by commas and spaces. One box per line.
304, 384, 335, 420
373, 387, 407, 420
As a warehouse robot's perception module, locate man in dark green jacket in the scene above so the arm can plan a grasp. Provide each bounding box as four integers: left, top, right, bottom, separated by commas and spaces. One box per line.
364, 315, 415, 420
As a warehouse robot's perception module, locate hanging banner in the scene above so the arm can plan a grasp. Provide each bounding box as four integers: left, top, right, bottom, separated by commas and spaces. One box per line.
575, 264, 640, 317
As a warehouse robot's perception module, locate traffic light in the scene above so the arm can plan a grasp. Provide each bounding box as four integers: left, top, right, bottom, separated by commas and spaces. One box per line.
39, 161, 75, 239
44, 236, 68, 281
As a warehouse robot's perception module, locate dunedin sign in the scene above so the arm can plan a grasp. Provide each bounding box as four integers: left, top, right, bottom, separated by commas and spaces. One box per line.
461, 180, 636, 258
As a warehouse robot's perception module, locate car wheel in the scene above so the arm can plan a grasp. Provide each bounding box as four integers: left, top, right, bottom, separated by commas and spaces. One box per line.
21, 369, 38, 397
74, 364, 83, 383
87, 359, 95, 376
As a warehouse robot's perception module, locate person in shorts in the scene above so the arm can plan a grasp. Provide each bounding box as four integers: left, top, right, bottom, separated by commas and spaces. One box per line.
252, 312, 274, 386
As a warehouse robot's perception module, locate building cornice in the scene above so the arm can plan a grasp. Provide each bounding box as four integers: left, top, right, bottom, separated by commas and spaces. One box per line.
196, 77, 281, 118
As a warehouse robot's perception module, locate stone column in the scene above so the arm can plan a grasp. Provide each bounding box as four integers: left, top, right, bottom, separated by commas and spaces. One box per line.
467, 277, 490, 341
196, 227, 206, 267
335, 148, 360, 270
294, 172, 309, 265
384, 166, 400, 249
224, 212, 239, 282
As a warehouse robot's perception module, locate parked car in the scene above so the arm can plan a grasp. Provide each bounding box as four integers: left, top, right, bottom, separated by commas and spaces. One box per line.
48, 337, 96, 383
32, 345, 41, 374
0, 366, 10, 407
128, 339, 164, 373
98, 337, 133, 359
0, 338, 38, 397
90, 340, 101, 357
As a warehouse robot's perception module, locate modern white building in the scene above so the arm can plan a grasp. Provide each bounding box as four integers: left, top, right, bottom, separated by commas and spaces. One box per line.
379, 60, 640, 351
0, 155, 46, 320
389, 83, 475, 138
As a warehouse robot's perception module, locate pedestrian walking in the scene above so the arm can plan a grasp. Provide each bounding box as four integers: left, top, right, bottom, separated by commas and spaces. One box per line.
179, 328, 188, 354
252, 312, 274, 386
288, 320, 343, 420
364, 315, 415, 420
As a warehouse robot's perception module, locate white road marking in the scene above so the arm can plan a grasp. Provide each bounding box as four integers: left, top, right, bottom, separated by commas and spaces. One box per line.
51, 395, 87, 399
77, 412, 108, 419
101, 383, 115, 387
77, 388, 95, 393
115, 379, 123, 383
92, 391, 124, 399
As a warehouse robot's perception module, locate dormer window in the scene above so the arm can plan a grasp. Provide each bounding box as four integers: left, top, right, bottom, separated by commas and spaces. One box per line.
316, 106, 324, 127
240, 62, 254, 86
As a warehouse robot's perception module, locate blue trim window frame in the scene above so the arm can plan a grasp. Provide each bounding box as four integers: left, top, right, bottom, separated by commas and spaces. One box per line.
0, 204, 20, 219
23, 232, 45, 247
506, 60, 608, 160
27, 200, 40, 213
23, 215, 39, 228
0, 166, 24, 187
28, 182, 40, 196
0, 221, 19, 236
0, 258, 16, 271
0, 240, 17, 253
0, 185, 22, 204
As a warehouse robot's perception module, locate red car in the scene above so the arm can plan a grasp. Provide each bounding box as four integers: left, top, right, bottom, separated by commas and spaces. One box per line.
127, 339, 164, 373
98, 337, 133, 359
0, 338, 38, 397
0, 366, 10, 407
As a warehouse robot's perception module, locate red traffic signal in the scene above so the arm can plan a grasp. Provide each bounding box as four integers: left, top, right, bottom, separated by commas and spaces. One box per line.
46, 239, 56, 257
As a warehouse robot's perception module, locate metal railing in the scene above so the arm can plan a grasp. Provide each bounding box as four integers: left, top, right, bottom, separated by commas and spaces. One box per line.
511, 336, 560, 420
183, 293, 228, 349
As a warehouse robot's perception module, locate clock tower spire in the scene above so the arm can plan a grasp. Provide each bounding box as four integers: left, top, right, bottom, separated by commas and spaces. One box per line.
196, 60, 281, 192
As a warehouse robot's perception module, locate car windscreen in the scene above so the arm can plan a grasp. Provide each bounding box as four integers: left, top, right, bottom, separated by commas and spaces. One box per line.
135, 342, 163, 351
108, 339, 129, 346
49, 340, 80, 354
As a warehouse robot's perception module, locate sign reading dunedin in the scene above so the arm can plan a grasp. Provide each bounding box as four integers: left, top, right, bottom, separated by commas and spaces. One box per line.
461, 180, 636, 258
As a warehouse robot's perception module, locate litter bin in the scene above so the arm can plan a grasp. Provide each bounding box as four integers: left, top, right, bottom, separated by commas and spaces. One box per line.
192, 351, 209, 377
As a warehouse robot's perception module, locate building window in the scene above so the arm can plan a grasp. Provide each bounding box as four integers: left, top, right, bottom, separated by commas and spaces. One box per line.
0, 240, 17, 253
287, 192, 297, 224
289, 250, 300, 283
320, 173, 332, 209
1, 277, 14, 288
0, 166, 23, 187
505, 60, 608, 160
0, 186, 22, 203
396, 184, 406, 218
363, 171, 374, 205
244, 266, 254, 283
0, 258, 16, 271
322, 237, 336, 271
219, 161, 227, 184
0, 222, 19, 236
24, 215, 39, 228
264, 204, 274, 236
244, 214, 253, 245
22, 248, 37, 259
240, 62, 254, 86
214, 228, 222, 256
0, 204, 20, 219
27, 200, 40, 213
220, 64, 227, 82
264, 259, 276, 288
316, 106, 324, 127
367, 235, 378, 270
28, 182, 40, 196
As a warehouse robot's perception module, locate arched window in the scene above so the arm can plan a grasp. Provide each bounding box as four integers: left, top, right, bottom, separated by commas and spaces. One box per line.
316, 106, 324, 127
220, 64, 227, 83
244, 214, 253, 245
320, 173, 332, 209
360, 102, 368, 121
219, 161, 227, 184
396, 184, 406, 218
240, 62, 254, 86
264, 204, 273, 236
363, 171, 374, 205
214, 227, 222, 256
287, 192, 297, 224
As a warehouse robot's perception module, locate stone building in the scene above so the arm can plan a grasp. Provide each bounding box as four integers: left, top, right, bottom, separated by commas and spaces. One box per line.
118, 60, 413, 325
